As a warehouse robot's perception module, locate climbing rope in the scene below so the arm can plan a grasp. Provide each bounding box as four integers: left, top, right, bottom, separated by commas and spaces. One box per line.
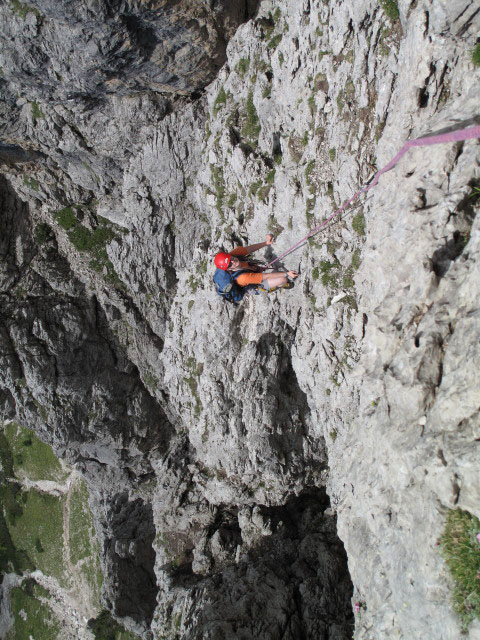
266, 123, 480, 268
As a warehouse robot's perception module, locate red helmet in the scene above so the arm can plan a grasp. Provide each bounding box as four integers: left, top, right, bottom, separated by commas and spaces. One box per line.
214, 252, 231, 270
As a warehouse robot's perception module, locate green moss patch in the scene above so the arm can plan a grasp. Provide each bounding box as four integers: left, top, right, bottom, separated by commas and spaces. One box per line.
6, 580, 59, 640
267, 34, 283, 50
379, 0, 399, 20
7, 488, 66, 586
23, 176, 40, 191
31, 100, 44, 121
320, 260, 340, 288
3, 422, 67, 482
441, 508, 480, 631
473, 44, 480, 67
352, 211, 366, 236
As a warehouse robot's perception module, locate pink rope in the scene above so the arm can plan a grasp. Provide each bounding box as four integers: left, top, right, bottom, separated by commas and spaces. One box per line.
266, 124, 480, 268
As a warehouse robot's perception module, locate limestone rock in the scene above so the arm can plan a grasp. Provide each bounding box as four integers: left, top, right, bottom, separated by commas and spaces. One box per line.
0, 0, 479, 638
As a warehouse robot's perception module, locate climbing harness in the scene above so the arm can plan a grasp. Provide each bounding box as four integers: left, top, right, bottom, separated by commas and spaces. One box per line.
266, 123, 480, 268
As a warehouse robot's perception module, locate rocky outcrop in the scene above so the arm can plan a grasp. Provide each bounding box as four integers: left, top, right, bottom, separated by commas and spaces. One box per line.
0, 0, 479, 638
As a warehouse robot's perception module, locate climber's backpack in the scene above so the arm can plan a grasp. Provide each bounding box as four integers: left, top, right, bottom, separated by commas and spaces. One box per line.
213, 268, 251, 304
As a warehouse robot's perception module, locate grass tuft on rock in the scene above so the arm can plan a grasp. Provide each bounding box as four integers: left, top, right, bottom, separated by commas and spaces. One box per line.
236, 58, 250, 77
213, 86, 227, 116
441, 508, 480, 631
472, 44, 480, 67
242, 91, 261, 143
352, 212, 366, 236
379, 0, 400, 21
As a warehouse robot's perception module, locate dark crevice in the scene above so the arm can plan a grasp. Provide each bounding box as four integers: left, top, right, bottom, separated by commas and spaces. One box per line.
162, 488, 353, 638
103, 494, 158, 627
431, 230, 469, 277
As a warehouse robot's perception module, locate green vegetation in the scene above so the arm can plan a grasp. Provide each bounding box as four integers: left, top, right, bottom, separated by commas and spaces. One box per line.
249, 180, 262, 196
8, 488, 66, 585
336, 91, 345, 114
34, 222, 53, 245
329, 148, 336, 161
210, 165, 226, 216
329, 430, 337, 441
1, 424, 104, 634
69, 479, 103, 607
305, 196, 315, 226
23, 176, 40, 191
272, 7, 282, 23
278, 52, 284, 66
187, 274, 200, 293
213, 86, 227, 117
185, 376, 201, 416
226, 193, 237, 208
441, 508, 480, 631
351, 248, 361, 271
262, 83, 272, 98
268, 34, 283, 50
3, 422, 67, 482
54, 206, 77, 230
472, 44, 480, 67
88, 611, 141, 640
257, 184, 271, 202
6, 580, 59, 640
343, 269, 355, 289
352, 211, 366, 236
68, 224, 114, 253
311, 266, 319, 281
308, 93, 317, 116
320, 260, 340, 288
305, 160, 315, 187
10, 0, 40, 19
236, 58, 250, 77
143, 372, 158, 390
53, 206, 125, 288
31, 101, 44, 121
379, 0, 400, 20
0, 480, 34, 574
242, 91, 261, 144
266, 169, 276, 185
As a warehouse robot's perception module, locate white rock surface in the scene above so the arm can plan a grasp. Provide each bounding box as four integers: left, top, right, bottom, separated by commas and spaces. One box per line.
0, 0, 479, 638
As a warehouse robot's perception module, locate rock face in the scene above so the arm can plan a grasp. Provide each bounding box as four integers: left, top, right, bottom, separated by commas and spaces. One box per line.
0, 0, 479, 639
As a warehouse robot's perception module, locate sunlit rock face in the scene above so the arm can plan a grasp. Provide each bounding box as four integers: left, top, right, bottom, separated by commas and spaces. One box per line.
0, 0, 479, 638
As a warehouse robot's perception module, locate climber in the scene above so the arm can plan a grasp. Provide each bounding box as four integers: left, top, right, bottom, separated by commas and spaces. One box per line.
213, 234, 298, 303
